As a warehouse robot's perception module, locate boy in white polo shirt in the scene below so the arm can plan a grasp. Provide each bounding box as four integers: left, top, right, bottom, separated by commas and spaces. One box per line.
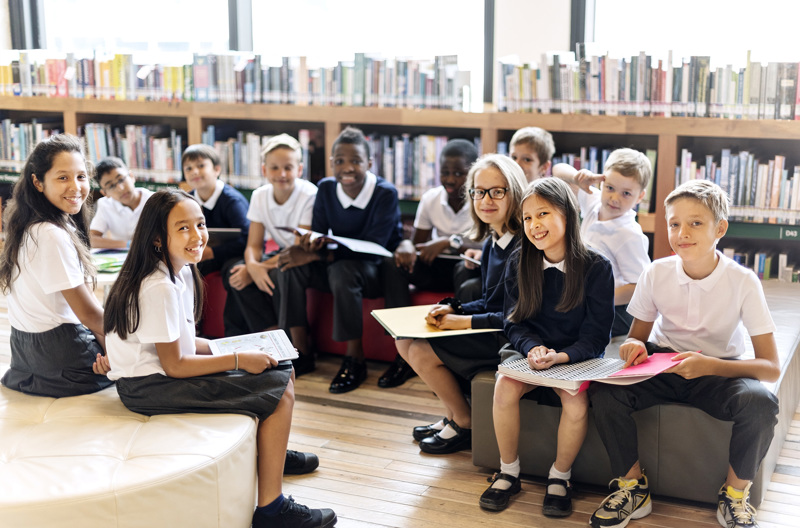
222, 134, 318, 375
587, 180, 780, 528
90, 157, 154, 249
553, 148, 651, 337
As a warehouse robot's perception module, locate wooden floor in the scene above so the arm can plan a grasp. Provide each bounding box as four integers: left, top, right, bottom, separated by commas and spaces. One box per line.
0, 298, 798, 527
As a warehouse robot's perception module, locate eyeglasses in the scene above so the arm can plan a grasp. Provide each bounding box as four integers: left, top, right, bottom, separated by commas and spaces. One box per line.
101, 174, 129, 192
468, 187, 508, 200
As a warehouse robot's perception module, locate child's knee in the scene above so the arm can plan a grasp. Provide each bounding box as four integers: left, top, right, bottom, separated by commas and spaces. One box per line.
493, 376, 524, 408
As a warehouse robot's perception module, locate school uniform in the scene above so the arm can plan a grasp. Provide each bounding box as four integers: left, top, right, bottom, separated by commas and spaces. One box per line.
578, 189, 650, 336
192, 180, 250, 275
1, 222, 112, 397
427, 231, 519, 383
90, 188, 154, 241
222, 179, 318, 336
107, 263, 291, 420
275, 172, 402, 342
382, 185, 481, 308
588, 252, 780, 480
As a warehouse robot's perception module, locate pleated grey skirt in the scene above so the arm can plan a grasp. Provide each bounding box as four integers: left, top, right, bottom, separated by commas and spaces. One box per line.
429, 332, 508, 381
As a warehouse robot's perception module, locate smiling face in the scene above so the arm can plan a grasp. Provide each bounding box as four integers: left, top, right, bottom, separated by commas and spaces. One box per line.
599, 170, 645, 221
33, 151, 90, 215
263, 147, 303, 202
471, 166, 511, 235
99, 168, 139, 208
510, 142, 549, 183
439, 155, 470, 198
330, 142, 371, 199
164, 199, 209, 273
182, 156, 221, 200
666, 197, 727, 279
522, 193, 567, 263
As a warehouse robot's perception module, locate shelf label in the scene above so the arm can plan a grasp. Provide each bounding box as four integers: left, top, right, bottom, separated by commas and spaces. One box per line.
781, 228, 800, 240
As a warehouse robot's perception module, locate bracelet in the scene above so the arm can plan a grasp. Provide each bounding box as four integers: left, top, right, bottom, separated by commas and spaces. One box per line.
438, 296, 465, 315
233, 351, 239, 371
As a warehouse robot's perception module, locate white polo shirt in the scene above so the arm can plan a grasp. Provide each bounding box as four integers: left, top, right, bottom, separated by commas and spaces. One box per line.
627, 252, 776, 359
106, 263, 197, 380
247, 179, 317, 248
7, 222, 85, 333
336, 171, 377, 209
579, 189, 650, 289
413, 185, 473, 238
90, 188, 154, 241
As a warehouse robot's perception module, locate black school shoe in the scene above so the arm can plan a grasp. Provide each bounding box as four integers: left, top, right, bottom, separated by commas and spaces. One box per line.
412, 419, 446, 441
284, 450, 319, 475
292, 354, 316, 377
252, 495, 337, 528
377, 355, 416, 388
542, 478, 573, 517
329, 356, 367, 394
419, 419, 471, 454
479, 472, 522, 511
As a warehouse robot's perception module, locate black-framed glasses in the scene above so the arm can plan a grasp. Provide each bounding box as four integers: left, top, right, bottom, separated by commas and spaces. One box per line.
101, 174, 129, 192
468, 187, 508, 200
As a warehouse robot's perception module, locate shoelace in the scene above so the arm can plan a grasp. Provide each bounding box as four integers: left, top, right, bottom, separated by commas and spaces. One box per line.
284, 496, 310, 516
728, 488, 757, 523
602, 478, 637, 510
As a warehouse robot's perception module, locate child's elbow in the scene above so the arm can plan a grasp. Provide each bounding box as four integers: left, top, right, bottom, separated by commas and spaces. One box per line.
762, 363, 781, 383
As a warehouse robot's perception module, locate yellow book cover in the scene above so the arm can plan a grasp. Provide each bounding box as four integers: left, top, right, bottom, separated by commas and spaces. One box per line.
112, 54, 126, 101
371, 304, 501, 340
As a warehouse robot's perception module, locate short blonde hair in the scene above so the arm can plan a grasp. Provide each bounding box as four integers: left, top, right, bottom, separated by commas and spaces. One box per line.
604, 148, 652, 191
665, 180, 729, 223
261, 133, 302, 162
465, 154, 528, 241
509, 127, 555, 164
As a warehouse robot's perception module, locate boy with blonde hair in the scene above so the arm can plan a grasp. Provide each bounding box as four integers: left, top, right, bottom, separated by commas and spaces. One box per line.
509, 126, 555, 182
588, 180, 780, 528
553, 147, 652, 336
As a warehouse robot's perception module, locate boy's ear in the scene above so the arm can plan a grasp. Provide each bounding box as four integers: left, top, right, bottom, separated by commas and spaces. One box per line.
31, 174, 43, 192
213, 164, 222, 177
540, 160, 552, 176
715, 218, 729, 240
367, 157, 373, 170
635, 189, 646, 204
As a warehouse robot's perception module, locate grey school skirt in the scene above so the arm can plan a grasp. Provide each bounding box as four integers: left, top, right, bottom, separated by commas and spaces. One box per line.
429, 332, 508, 381
1, 323, 113, 397
115, 362, 293, 421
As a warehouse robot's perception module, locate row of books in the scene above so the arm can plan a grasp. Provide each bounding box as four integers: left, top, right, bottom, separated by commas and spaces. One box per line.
723, 249, 797, 282
677, 149, 800, 224
497, 46, 800, 120
365, 133, 481, 200
0, 118, 60, 165
0, 51, 470, 111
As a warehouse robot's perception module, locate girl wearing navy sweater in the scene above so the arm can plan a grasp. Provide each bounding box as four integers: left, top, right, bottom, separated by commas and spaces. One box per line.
479, 177, 614, 517
401, 154, 528, 455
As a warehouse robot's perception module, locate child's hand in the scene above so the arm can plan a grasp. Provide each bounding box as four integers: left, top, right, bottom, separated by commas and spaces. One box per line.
277, 245, 318, 272
228, 264, 253, 291
237, 350, 278, 374
430, 314, 471, 330
664, 351, 713, 379
298, 232, 326, 253
463, 248, 482, 270
416, 239, 447, 265
394, 240, 417, 272
425, 304, 454, 326
249, 263, 276, 295
574, 170, 605, 194
527, 346, 559, 370
92, 353, 111, 375
620, 339, 648, 367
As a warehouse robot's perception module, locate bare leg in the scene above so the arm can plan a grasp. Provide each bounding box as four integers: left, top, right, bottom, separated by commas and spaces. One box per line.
492, 374, 534, 464
406, 340, 471, 427
256, 377, 294, 506
395, 339, 412, 361
552, 388, 589, 473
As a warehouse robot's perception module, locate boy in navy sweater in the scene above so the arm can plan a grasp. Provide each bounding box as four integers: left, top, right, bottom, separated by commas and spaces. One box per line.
275, 127, 403, 393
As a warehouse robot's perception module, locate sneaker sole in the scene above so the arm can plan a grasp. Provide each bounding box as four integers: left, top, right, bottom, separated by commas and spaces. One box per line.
590, 499, 652, 528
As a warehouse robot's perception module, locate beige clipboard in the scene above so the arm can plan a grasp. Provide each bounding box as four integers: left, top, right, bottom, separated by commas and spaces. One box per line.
371, 304, 502, 339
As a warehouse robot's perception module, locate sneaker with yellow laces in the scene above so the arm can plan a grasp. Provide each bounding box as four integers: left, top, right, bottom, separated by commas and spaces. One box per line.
717, 483, 759, 528
589, 474, 652, 528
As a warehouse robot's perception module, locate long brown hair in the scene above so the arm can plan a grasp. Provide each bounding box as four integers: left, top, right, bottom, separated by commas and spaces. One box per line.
0, 134, 95, 294
508, 177, 592, 322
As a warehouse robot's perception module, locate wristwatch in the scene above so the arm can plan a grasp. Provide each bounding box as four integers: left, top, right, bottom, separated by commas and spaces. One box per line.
449, 234, 463, 250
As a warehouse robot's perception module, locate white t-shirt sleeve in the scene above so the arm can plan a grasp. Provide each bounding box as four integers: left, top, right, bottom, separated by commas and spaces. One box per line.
413, 189, 435, 230
89, 198, 110, 233
740, 272, 777, 337
626, 264, 658, 322
615, 234, 651, 285
246, 187, 268, 225
34, 225, 86, 294
297, 191, 316, 227
135, 282, 183, 344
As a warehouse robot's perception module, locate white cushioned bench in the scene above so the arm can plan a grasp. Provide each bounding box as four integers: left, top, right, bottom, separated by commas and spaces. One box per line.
0, 383, 257, 527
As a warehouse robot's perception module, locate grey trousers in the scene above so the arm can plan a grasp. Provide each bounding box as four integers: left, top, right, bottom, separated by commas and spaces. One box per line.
588, 371, 779, 480
276, 259, 382, 342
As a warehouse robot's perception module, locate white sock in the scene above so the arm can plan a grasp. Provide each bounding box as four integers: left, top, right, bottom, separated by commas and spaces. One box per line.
547, 464, 571, 496
492, 457, 520, 490
438, 423, 458, 440
430, 419, 446, 431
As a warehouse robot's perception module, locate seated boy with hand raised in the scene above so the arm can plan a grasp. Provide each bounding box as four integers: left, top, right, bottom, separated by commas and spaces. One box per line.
553, 147, 651, 337
587, 180, 780, 528
90, 157, 154, 249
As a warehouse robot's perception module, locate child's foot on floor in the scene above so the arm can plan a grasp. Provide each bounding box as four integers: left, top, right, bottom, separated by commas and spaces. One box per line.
252, 495, 337, 528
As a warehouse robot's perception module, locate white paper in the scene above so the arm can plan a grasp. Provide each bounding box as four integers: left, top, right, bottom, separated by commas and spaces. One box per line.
209, 330, 298, 360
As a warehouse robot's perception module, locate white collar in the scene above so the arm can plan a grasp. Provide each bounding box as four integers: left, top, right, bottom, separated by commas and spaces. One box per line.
493, 231, 515, 249
543, 258, 566, 273
156, 261, 187, 291
194, 180, 225, 210
336, 171, 377, 209
439, 186, 470, 214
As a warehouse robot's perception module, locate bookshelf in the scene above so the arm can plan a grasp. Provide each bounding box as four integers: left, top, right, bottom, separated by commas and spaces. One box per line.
3, 95, 800, 260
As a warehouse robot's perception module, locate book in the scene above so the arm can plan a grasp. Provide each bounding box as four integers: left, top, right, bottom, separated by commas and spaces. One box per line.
207, 227, 242, 247
498, 352, 681, 395
209, 329, 298, 361
277, 226, 393, 258
370, 304, 501, 340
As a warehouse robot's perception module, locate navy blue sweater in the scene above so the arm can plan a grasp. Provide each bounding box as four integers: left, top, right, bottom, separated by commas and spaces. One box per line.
194, 184, 250, 269
312, 176, 403, 262
503, 250, 614, 363
461, 234, 520, 330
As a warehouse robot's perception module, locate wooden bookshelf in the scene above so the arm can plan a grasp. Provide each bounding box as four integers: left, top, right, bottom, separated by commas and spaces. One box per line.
3, 95, 800, 259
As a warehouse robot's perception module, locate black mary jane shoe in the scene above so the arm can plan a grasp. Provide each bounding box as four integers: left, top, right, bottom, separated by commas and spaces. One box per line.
377, 355, 417, 388
479, 472, 522, 511
542, 477, 573, 517
412, 418, 447, 441
419, 419, 471, 454
328, 356, 367, 394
